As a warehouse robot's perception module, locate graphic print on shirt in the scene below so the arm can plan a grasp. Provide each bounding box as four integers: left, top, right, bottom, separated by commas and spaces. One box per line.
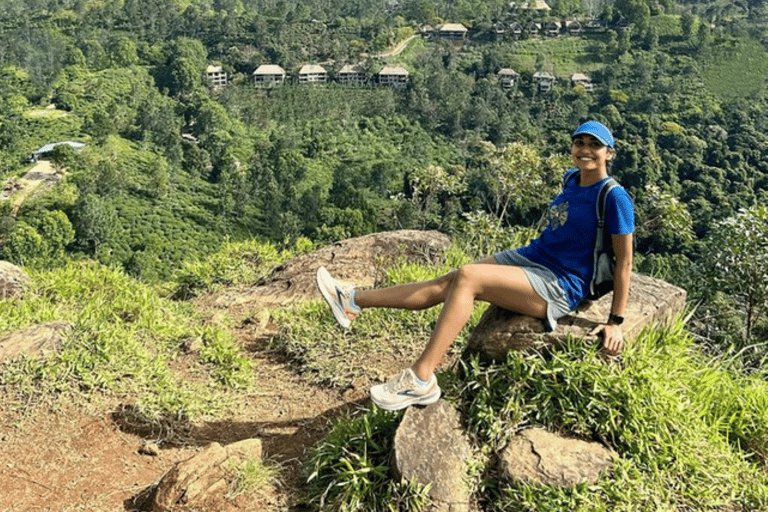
548, 201, 569, 230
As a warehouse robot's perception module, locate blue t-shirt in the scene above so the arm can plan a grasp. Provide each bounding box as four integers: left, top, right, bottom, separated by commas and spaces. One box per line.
517, 170, 634, 308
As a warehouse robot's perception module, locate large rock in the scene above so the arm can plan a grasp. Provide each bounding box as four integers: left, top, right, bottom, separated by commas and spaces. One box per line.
393, 400, 473, 512
465, 273, 687, 361
207, 229, 451, 312
0, 321, 72, 363
149, 438, 263, 512
499, 428, 615, 487
0, 261, 31, 300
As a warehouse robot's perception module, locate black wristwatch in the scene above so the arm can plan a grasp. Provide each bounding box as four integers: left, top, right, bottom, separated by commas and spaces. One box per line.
608, 313, 624, 325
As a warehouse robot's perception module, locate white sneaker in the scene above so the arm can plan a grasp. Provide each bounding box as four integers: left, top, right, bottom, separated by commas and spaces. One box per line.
370, 368, 441, 411
316, 266, 360, 329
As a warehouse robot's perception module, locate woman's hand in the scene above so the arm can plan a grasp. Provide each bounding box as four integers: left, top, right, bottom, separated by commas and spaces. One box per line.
590, 323, 625, 356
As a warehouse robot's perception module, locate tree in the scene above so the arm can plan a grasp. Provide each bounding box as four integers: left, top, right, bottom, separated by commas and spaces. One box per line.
162, 37, 207, 97
71, 193, 120, 258
703, 205, 768, 343
614, 0, 651, 35
0, 211, 74, 268
465, 141, 562, 225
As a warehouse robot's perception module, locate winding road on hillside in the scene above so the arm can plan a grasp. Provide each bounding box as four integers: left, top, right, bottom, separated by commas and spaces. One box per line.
373, 34, 418, 58
1, 160, 61, 217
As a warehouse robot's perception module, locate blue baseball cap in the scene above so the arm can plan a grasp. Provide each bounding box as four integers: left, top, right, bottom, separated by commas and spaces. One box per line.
572, 121, 615, 148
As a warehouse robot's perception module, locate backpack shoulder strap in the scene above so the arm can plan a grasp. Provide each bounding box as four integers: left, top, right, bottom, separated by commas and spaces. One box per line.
563, 169, 580, 188
595, 177, 619, 233
590, 178, 619, 296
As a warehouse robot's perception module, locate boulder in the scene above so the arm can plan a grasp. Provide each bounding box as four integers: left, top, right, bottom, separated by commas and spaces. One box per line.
0, 261, 31, 300
465, 273, 687, 361
393, 400, 473, 512
499, 428, 615, 487
0, 321, 72, 363
206, 229, 451, 313
149, 438, 263, 512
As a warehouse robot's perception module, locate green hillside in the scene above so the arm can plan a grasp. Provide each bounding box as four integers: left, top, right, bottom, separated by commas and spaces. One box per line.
1, 0, 768, 509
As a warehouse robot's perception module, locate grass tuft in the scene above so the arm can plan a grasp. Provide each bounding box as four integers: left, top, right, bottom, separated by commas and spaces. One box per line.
304, 406, 431, 511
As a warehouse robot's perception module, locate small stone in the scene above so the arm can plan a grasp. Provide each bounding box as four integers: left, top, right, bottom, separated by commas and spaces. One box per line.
499, 428, 615, 487
139, 441, 161, 456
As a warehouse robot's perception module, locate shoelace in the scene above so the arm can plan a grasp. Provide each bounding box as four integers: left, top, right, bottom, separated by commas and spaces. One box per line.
385, 371, 415, 393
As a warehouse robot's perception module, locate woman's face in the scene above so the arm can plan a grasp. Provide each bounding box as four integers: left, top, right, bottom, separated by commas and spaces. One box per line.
571, 134, 614, 174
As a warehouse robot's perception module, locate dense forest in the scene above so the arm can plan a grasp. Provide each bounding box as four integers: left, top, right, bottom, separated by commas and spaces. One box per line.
1, 0, 767, 365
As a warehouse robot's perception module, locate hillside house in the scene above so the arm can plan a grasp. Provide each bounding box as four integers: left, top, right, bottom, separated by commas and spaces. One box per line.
337, 64, 367, 85
585, 19, 607, 32
298, 64, 328, 83
510, 22, 524, 38
526, 22, 542, 37
571, 73, 594, 92
205, 65, 227, 90
533, 71, 555, 93
30, 141, 86, 162
253, 64, 286, 87
543, 21, 561, 37
566, 20, 584, 36
377, 64, 409, 88
438, 23, 468, 40
497, 68, 521, 89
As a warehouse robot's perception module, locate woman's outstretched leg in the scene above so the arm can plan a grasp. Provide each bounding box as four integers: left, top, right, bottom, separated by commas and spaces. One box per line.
411, 264, 547, 380
370, 263, 548, 410
317, 262, 478, 328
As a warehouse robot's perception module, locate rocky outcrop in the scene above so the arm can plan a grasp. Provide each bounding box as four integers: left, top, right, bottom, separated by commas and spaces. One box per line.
206, 229, 451, 313
499, 428, 615, 486
149, 439, 263, 512
0, 261, 31, 300
0, 321, 72, 363
393, 400, 473, 512
465, 273, 687, 361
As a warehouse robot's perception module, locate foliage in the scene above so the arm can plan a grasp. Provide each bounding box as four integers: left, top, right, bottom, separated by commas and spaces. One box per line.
305, 406, 431, 512
700, 37, 768, 102
0, 261, 253, 433
169, 238, 289, 299
0, 210, 75, 269
0, 0, 767, 373
700, 205, 768, 343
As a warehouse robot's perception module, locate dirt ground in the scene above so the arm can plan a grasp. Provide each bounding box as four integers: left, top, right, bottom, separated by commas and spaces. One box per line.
0, 310, 372, 512
1, 160, 62, 217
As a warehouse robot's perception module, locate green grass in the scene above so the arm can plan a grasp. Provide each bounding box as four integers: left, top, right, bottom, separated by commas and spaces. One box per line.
0, 260, 253, 435
701, 37, 768, 101
459, 319, 768, 510
226, 454, 279, 500
506, 37, 605, 77
168, 237, 292, 299
305, 406, 431, 512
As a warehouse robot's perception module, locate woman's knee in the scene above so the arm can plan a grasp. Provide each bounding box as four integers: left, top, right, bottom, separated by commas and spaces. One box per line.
451, 264, 481, 290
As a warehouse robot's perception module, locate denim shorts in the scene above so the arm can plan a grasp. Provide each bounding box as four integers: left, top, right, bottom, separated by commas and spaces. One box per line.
493, 249, 571, 332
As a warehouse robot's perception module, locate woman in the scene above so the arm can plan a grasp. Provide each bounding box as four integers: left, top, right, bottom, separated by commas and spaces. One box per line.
317, 121, 634, 411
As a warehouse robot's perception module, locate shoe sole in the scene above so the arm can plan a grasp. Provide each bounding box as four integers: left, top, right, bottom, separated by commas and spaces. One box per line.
371, 388, 441, 411
316, 267, 351, 329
